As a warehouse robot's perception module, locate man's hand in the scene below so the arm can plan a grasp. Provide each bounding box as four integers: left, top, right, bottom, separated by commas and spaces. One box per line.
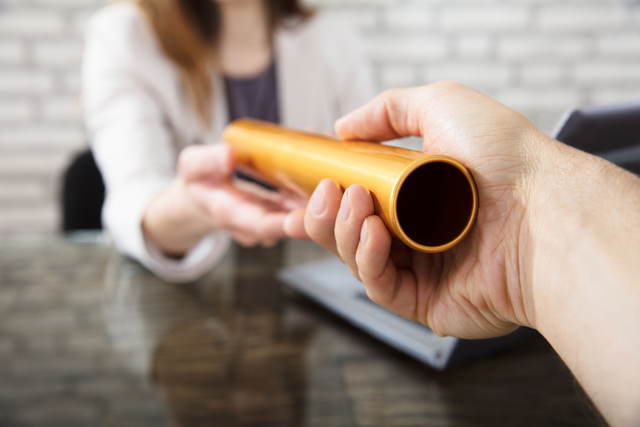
285, 82, 640, 426
292, 82, 543, 339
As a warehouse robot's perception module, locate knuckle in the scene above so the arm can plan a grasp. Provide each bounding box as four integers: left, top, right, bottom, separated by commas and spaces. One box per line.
347, 265, 361, 282
261, 239, 279, 248
234, 234, 259, 248
364, 288, 386, 307
177, 148, 195, 171
304, 216, 328, 242
258, 220, 283, 242
380, 88, 401, 99
434, 80, 466, 93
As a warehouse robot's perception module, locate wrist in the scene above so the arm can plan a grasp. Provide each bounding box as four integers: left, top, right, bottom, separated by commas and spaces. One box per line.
517, 134, 581, 332
519, 133, 640, 427
142, 179, 216, 256
519, 134, 623, 333
482, 125, 553, 331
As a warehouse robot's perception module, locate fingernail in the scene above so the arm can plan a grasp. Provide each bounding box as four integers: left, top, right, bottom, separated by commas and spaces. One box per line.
338, 189, 351, 222
360, 218, 368, 245
309, 186, 326, 216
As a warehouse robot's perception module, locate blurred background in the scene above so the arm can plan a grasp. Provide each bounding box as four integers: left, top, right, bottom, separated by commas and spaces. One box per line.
1, 0, 640, 234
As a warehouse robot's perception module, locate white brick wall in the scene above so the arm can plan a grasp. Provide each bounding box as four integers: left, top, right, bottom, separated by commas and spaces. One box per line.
1, 0, 640, 233
0, 70, 55, 94
520, 64, 566, 85
33, 39, 84, 67
0, 0, 103, 233
366, 35, 449, 61
0, 99, 34, 122
497, 36, 590, 60
454, 36, 492, 59
0, 41, 26, 64
537, 4, 626, 32
441, 5, 531, 32
0, 9, 66, 36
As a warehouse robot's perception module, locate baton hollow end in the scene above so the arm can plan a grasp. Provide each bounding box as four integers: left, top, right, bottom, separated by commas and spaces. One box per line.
391, 156, 478, 253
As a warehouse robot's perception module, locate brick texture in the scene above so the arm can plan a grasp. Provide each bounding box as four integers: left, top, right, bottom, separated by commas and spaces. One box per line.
1, 0, 640, 233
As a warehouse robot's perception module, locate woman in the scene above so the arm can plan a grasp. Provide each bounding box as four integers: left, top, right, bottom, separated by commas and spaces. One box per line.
82, 0, 375, 282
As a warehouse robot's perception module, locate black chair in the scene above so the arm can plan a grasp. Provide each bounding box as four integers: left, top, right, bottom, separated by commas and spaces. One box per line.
61, 150, 105, 231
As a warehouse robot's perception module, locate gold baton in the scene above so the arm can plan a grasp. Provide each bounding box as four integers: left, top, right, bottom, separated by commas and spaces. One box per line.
223, 119, 478, 253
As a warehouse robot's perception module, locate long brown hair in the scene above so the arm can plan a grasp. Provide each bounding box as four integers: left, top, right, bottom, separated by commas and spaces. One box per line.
137, 0, 312, 128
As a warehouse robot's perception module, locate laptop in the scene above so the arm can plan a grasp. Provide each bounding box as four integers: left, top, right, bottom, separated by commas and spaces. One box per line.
278, 100, 640, 370
279, 257, 535, 370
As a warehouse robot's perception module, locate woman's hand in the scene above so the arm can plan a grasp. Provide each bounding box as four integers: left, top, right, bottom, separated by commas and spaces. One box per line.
290, 82, 548, 339
143, 143, 307, 257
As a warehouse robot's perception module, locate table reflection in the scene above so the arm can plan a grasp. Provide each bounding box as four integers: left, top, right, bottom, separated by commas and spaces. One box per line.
103, 243, 317, 426
0, 236, 603, 426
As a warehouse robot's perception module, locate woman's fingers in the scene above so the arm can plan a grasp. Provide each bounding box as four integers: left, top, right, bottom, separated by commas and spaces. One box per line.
335, 185, 374, 278
304, 179, 343, 258
179, 144, 236, 183
220, 193, 288, 244
231, 229, 280, 248
189, 182, 289, 246
283, 208, 309, 240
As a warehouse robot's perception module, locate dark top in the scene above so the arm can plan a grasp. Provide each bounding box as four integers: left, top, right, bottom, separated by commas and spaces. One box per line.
224, 61, 279, 124
224, 62, 279, 189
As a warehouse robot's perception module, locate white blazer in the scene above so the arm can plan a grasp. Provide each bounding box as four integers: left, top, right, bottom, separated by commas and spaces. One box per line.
82, 2, 376, 283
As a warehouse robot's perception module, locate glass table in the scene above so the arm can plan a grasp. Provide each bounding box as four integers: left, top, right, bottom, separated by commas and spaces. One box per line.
0, 234, 603, 426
